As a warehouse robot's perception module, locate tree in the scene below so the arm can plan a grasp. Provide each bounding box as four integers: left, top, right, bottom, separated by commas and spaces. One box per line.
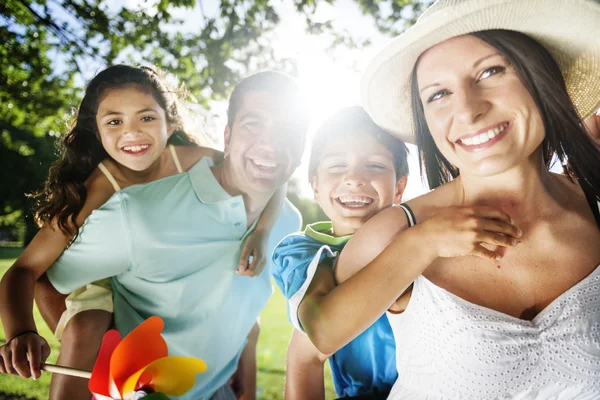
0, 0, 430, 243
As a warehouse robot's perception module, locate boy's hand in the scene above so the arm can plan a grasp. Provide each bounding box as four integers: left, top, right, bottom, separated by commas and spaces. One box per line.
418, 206, 522, 261
237, 229, 268, 277
0, 331, 50, 380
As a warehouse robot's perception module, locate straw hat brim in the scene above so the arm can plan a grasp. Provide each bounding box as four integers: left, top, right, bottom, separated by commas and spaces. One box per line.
361, 0, 600, 144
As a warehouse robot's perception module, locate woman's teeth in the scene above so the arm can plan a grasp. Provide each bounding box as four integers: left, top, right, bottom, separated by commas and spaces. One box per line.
122, 144, 150, 153
461, 122, 508, 146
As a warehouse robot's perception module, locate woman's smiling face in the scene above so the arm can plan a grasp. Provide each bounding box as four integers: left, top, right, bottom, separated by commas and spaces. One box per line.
416, 34, 545, 177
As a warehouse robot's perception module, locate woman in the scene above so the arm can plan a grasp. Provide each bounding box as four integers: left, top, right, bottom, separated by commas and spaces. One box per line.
295, 0, 600, 398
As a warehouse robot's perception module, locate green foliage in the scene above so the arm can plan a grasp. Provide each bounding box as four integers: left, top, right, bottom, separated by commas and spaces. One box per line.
286, 178, 328, 229
0, 0, 424, 241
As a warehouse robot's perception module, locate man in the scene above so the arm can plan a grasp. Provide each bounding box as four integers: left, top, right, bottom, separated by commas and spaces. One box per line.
35, 71, 309, 400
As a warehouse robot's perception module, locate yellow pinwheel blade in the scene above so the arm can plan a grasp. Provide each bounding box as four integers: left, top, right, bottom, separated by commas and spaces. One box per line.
120, 356, 207, 399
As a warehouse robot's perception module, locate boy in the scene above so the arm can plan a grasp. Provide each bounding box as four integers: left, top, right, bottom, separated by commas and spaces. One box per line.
273, 106, 409, 399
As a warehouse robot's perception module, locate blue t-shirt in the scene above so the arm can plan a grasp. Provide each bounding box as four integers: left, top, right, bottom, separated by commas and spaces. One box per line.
47, 157, 302, 399
272, 222, 397, 398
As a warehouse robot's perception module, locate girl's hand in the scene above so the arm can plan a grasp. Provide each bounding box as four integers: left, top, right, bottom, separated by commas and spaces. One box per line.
238, 229, 268, 277
0, 331, 50, 380
418, 206, 522, 261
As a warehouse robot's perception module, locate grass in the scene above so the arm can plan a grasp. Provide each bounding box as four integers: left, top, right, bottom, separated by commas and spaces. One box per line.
0, 247, 336, 399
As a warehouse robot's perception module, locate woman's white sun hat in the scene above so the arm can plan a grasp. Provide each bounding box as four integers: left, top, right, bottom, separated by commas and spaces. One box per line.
361, 0, 600, 144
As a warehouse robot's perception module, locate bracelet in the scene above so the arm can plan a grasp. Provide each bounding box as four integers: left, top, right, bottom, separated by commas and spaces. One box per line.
6, 330, 39, 345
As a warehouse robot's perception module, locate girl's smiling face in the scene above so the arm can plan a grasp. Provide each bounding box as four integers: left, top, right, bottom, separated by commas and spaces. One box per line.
96, 85, 172, 172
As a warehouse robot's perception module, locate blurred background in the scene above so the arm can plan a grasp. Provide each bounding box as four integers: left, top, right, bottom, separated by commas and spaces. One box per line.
0, 1, 432, 398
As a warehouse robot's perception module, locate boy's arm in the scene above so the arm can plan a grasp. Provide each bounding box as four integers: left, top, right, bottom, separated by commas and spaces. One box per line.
285, 328, 329, 400
237, 184, 286, 276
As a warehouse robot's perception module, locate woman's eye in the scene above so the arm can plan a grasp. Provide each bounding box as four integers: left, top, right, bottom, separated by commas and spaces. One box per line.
107, 120, 122, 126
479, 66, 505, 80
141, 115, 156, 122
427, 89, 450, 103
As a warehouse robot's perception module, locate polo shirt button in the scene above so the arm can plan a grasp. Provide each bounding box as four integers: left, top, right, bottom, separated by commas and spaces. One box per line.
235, 222, 241, 227
231, 202, 239, 208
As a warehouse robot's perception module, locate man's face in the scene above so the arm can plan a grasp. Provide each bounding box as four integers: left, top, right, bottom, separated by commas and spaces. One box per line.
224, 90, 305, 195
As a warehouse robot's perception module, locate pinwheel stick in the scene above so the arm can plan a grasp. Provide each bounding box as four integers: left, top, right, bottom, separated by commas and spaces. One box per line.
41, 363, 92, 379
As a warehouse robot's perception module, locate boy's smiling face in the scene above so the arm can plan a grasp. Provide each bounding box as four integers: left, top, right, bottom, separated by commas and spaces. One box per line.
312, 131, 406, 236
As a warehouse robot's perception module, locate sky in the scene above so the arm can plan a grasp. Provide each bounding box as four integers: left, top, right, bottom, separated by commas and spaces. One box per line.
188, 0, 428, 200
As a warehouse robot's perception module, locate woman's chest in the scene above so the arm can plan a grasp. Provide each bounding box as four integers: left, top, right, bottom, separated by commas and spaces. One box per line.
423, 223, 600, 321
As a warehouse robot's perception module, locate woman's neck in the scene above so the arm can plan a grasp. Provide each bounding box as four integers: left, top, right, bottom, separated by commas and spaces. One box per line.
456, 156, 568, 224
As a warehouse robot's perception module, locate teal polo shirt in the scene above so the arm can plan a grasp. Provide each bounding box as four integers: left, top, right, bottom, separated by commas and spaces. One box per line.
47, 157, 301, 399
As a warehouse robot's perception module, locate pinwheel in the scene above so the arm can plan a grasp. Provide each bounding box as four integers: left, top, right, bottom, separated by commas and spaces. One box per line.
42, 316, 207, 400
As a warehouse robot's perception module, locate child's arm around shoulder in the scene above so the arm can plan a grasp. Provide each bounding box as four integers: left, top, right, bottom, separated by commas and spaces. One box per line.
175, 144, 223, 170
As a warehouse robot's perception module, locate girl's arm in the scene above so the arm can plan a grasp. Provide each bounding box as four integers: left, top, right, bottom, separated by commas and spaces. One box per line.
285, 328, 329, 400
298, 205, 521, 354
0, 171, 117, 379
237, 184, 286, 276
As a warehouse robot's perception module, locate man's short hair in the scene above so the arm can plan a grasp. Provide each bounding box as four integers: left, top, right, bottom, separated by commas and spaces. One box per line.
227, 71, 309, 133
308, 106, 409, 181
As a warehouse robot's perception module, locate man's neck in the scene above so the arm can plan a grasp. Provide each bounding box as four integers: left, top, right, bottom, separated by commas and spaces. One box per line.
211, 162, 272, 227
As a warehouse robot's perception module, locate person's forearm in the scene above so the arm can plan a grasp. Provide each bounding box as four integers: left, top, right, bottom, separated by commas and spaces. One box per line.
285, 329, 326, 400
300, 225, 436, 354
255, 184, 286, 233
0, 266, 38, 340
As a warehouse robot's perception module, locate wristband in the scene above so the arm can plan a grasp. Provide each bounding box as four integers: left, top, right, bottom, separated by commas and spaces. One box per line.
6, 330, 39, 345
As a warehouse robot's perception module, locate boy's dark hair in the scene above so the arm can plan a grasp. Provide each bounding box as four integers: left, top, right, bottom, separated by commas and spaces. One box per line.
227, 71, 309, 133
308, 106, 409, 181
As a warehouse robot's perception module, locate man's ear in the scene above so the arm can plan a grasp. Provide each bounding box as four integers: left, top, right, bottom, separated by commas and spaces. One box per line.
223, 125, 232, 158
394, 176, 408, 205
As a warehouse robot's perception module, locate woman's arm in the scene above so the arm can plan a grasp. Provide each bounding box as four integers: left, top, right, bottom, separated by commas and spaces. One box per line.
299, 205, 521, 354
285, 328, 329, 400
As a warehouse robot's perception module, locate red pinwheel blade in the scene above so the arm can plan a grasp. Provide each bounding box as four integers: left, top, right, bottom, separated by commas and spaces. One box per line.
109, 316, 168, 395
89, 329, 121, 396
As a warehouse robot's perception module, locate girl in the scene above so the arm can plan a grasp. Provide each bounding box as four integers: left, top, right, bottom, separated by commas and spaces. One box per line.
0, 64, 284, 399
